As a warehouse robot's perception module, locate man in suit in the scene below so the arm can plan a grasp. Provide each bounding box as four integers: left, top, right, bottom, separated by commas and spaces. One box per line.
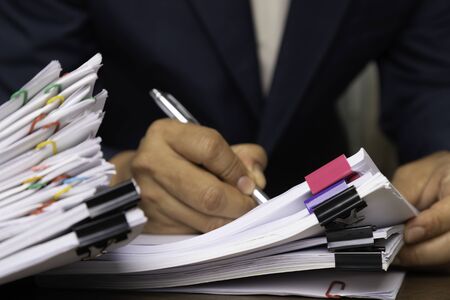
1, 0, 450, 268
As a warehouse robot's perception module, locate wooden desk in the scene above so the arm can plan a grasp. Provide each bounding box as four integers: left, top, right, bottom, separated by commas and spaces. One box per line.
3, 272, 450, 300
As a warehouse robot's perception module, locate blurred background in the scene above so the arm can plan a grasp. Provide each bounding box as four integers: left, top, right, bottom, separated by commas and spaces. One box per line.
338, 63, 397, 178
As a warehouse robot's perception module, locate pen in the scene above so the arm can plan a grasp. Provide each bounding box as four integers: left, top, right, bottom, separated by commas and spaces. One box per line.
149, 88, 269, 204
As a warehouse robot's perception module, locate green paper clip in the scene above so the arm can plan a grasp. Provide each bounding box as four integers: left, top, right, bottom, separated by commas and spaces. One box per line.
27, 182, 47, 190
44, 83, 62, 94
10, 89, 29, 106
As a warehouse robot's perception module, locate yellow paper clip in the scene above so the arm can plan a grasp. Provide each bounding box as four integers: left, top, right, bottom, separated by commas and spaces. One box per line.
46, 95, 65, 106
36, 140, 58, 155
53, 185, 72, 200
22, 176, 43, 184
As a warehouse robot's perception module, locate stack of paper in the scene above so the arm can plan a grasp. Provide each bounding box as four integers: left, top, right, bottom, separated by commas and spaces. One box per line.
39, 149, 417, 299
154, 270, 406, 300
0, 54, 147, 285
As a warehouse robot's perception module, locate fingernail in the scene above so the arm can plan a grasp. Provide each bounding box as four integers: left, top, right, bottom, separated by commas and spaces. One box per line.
252, 164, 266, 188
237, 176, 255, 195
404, 226, 426, 244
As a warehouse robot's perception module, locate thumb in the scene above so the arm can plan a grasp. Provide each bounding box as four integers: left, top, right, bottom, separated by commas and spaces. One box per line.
231, 144, 268, 189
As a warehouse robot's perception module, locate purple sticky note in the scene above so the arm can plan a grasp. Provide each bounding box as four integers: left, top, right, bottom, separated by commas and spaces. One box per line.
304, 179, 348, 213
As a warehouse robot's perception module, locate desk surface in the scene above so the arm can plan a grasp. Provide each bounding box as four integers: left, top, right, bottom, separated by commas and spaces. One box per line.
3, 272, 450, 300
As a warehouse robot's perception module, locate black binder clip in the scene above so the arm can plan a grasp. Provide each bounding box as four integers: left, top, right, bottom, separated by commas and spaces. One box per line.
74, 212, 131, 260
85, 180, 141, 217
313, 186, 367, 230
334, 252, 383, 271
311, 185, 385, 270
326, 225, 376, 251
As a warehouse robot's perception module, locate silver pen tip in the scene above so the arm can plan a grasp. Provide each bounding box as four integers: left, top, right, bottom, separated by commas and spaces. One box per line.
252, 188, 269, 204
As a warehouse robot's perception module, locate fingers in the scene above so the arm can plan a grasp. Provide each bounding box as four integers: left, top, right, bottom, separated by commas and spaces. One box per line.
145, 119, 255, 194
392, 151, 449, 206
404, 196, 450, 244
136, 174, 232, 233
153, 149, 257, 219
398, 231, 450, 267
419, 162, 450, 210
109, 151, 136, 186
397, 155, 450, 269
231, 144, 267, 189
133, 134, 256, 219
392, 164, 431, 206
131, 119, 260, 234
439, 166, 450, 199
141, 201, 198, 234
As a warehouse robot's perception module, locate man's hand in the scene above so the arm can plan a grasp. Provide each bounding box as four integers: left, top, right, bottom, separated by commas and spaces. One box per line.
392, 151, 450, 269
114, 119, 267, 234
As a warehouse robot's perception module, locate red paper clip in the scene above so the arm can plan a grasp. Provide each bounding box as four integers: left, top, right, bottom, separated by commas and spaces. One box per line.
42, 120, 61, 132
29, 113, 48, 134
52, 174, 69, 183
326, 280, 346, 298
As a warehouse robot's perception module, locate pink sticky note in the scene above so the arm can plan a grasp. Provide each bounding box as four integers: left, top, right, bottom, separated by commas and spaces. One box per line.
305, 154, 352, 195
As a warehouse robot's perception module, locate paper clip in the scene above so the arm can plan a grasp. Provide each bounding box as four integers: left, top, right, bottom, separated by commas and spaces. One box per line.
52, 174, 70, 183
53, 185, 72, 200
31, 165, 49, 172
36, 140, 58, 155
27, 182, 47, 190
326, 281, 346, 299
42, 120, 61, 132
63, 177, 88, 185
10, 89, 29, 106
44, 83, 62, 94
30, 201, 53, 215
46, 95, 65, 106
29, 113, 48, 133
22, 176, 43, 184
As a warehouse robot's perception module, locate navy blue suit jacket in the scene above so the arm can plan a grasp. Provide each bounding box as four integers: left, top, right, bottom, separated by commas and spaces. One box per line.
1, 0, 450, 196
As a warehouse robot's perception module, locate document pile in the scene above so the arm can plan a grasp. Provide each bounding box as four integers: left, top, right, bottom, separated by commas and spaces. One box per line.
40, 149, 417, 299
0, 54, 147, 285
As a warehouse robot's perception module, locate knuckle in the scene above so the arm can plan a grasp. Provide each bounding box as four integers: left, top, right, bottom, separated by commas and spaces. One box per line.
199, 129, 224, 161
146, 119, 170, 137
140, 188, 160, 205
201, 185, 224, 213
427, 211, 443, 234
131, 153, 154, 175
220, 155, 242, 180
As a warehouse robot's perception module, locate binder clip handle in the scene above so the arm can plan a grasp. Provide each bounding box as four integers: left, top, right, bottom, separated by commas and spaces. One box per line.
314, 186, 367, 230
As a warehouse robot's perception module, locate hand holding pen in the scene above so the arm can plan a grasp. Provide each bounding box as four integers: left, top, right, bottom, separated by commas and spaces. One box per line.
127, 89, 269, 234
150, 88, 269, 204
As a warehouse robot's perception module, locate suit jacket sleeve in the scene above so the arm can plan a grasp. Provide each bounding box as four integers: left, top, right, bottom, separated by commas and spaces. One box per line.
0, 0, 96, 100
377, 0, 450, 163
0, 1, 124, 157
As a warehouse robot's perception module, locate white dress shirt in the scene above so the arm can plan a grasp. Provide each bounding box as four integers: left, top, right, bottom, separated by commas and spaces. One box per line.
250, 0, 291, 95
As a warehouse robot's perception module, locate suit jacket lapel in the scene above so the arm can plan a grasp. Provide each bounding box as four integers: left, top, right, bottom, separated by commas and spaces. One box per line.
258, 0, 350, 154
188, 0, 263, 118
